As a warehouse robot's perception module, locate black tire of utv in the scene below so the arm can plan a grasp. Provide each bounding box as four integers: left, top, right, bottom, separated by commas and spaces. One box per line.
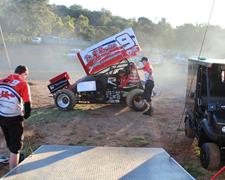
55, 89, 76, 111
126, 89, 146, 111
184, 117, 195, 138
200, 143, 220, 170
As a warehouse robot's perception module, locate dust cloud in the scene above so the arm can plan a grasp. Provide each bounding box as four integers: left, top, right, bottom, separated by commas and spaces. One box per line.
0, 42, 189, 100
0, 44, 87, 82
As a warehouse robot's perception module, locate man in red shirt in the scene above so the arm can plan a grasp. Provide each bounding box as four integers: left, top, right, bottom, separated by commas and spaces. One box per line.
138, 57, 154, 116
0, 65, 31, 169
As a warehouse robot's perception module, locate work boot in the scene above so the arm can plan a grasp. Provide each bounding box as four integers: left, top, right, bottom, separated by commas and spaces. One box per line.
143, 106, 153, 116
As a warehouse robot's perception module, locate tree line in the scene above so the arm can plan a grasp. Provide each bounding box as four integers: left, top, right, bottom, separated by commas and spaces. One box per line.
0, 0, 225, 56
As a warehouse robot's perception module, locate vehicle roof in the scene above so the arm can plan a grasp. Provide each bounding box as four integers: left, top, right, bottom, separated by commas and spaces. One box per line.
188, 56, 225, 67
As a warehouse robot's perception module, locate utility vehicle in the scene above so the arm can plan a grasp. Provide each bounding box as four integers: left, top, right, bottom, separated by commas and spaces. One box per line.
184, 57, 225, 170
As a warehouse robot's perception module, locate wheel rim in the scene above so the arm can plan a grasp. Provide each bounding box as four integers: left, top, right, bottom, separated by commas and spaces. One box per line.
57, 93, 70, 108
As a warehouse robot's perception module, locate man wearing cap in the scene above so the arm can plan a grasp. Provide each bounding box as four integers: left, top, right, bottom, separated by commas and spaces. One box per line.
138, 57, 154, 115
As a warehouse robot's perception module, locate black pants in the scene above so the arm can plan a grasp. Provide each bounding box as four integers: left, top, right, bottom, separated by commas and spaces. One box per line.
0, 115, 24, 154
143, 80, 154, 102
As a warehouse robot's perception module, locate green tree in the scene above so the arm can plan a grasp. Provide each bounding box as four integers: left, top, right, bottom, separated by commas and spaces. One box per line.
64, 16, 75, 33
99, 8, 111, 26
85, 25, 95, 41
76, 14, 89, 33
155, 18, 174, 48
0, 0, 6, 15
3, 0, 59, 37
175, 23, 203, 51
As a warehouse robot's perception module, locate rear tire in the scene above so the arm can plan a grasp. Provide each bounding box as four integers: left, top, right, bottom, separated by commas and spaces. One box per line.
126, 89, 147, 111
54, 89, 77, 110
184, 116, 195, 138
200, 143, 220, 170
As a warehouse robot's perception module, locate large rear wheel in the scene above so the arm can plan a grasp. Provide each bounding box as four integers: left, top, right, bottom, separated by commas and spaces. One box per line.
200, 142, 220, 170
54, 89, 77, 110
126, 89, 147, 111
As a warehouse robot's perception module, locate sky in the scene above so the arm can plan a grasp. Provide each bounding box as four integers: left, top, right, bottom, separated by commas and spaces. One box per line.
49, 0, 225, 28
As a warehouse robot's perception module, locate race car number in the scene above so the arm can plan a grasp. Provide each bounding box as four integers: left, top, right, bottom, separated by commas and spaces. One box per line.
116, 33, 136, 50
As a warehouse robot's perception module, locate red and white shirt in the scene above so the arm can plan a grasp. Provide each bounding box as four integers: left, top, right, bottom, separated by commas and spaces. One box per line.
0, 74, 31, 117
142, 63, 154, 81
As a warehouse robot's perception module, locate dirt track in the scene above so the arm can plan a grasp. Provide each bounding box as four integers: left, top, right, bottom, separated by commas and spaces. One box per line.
0, 44, 221, 179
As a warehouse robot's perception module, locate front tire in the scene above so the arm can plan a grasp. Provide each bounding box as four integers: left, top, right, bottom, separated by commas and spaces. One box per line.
54, 89, 77, 110
200, 143, 220, 170
184, 116, 195, 138
126, 89, 147, 111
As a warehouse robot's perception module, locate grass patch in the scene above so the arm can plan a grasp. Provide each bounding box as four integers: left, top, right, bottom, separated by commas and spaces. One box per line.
68, 142, 76, 146
183, 159, 225, 179
176, 128, 184, 131
120, 141, 129, 147
22, 140, 38, 157
27, 107, 88, 125
182, 160, 206, 178
95, 133, 105, 140
130, 136, 149, 147
68, 129, 77, 136
22, 136, 42, 158
76, 139, 91, 146
193, 145, 200, 157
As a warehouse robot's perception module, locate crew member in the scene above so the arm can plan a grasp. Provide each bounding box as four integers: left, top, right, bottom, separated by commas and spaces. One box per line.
0, 65, 31, 169
138, 57, 154, 116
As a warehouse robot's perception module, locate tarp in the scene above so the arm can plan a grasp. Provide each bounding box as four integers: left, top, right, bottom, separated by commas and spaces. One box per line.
77, 28, 141, 75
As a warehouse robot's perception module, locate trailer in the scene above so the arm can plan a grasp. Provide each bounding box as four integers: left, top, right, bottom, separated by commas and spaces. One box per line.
2, 145, 194, 180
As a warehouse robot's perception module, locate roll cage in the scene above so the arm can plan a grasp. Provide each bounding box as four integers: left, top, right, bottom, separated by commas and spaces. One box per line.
94, 59, 131, 76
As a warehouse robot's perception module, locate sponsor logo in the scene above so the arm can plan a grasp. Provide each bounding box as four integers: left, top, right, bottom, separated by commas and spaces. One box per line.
0, 91, 16, 99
